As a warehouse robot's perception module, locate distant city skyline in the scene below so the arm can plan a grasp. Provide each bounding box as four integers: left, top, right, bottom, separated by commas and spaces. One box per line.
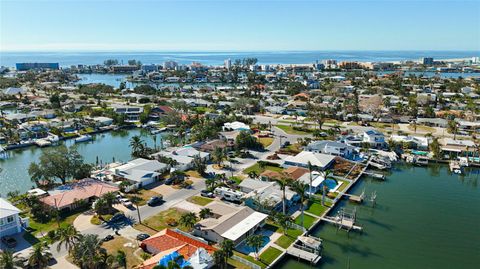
1, 0, 479, 52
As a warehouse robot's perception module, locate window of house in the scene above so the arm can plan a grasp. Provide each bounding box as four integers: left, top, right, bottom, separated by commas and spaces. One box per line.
7, 216, 14, 223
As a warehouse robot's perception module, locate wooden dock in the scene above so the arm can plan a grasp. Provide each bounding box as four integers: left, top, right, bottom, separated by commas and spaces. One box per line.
320, 216, 363, 231
286, 246, 322, 264
364, 171, 386, 180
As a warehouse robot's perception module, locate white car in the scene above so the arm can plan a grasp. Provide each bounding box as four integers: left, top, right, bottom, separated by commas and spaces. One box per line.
119, 198, 133, 207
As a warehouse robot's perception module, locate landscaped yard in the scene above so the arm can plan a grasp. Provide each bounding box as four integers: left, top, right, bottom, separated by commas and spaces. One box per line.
103, 236, 143, 268
306, 201, 332, 217
233, 251, 266, 268
26, 208, 84, 236
407, 124, 436, 133
186, 195, 213, 206
259, 247, 282, 265
258, 137, 274, 147
275, 124, 313, 135
243, 162, 284, 175
125, 188, 159, 206
133, 208, 188, 234
294, 214, 317, 229
275, 228, 303, 249
185, 170, 203, 178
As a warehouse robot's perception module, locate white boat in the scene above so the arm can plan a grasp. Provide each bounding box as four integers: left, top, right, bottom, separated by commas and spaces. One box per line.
74, 135, 92, 143
46, 134, 59, 143
151, 127, 168, 134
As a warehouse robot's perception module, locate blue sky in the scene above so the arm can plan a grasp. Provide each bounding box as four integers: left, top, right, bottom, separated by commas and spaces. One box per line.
1, 0, 479, 51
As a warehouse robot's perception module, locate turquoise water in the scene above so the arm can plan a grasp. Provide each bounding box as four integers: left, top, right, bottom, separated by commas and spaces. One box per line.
0, 129, 165, 196
275, 164, 480, 269
76, 73, 129, 88
1, 51, 478, 67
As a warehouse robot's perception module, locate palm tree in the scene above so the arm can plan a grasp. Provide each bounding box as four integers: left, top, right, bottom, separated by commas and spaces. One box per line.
273, 176, 292, 214
246, 234, 264, 260
321, 170, 333, 206
0, 250, 24, 269
289, 181, 308, 228
27, 242, 53, 269
212, 250, 226, 269
102, 192, 117, 209
179, 212, 197, 231
205, 177, 216, 191
71, 234, 105, 269
129, 135, 144, 157
274, 212, 293, 235
213, 146, 225, 167
115, 250, 127, 269
307, 161, 314, 196
130, 195, 143, 224
199, 208, 213, 219
219, 239, 234, 265
56, 224, 80, 253
93, 197, 109, 215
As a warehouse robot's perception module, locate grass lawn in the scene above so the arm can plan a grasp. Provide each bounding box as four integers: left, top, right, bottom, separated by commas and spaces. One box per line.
275, 125, 312, 135
133, 208, 188, 234
103, 236, 143, 268
259, 247, 282, 265
125, 188, 159, 206
227, 258, 252, 269
27, 209, 83, 236
186, 196, 213, 206
370, 122, 399, 130
407, 124, 436, 133
305, 201, 331, 217
233, 251, 266, 268
275, 228, 303, 249
243, 162, 283, 175
258, 137, 274, 147
294, 214, 317, 229
185, 170, 202, 178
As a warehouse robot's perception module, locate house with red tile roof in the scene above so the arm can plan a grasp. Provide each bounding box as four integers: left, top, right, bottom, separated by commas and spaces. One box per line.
139, 229, 216, 269
40, 179, 119, 211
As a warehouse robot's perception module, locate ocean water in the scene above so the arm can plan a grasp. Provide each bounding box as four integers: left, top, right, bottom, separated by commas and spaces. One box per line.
1, 51, 478, 67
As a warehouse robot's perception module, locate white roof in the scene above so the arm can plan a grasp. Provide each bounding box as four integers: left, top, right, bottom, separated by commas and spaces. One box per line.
0, 198, 21, 218
188, 248, 213, 269
221, 212, 268, 241
223, 121, 250, 130
285, 151, 336, 168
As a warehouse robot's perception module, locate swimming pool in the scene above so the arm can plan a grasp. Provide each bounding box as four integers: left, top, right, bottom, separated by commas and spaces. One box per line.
236, 230, 273, 255
323, 179, 338, 190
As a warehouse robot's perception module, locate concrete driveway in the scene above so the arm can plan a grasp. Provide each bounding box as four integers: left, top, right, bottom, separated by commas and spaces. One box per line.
73, 211, 96, 232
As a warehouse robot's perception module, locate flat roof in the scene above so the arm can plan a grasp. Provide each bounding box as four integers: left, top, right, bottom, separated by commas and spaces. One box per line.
221, 212, 268, 241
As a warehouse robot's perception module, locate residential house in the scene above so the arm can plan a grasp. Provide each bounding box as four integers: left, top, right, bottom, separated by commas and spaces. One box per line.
284, 151, 336, 171
140, 229, 216, 269
239, 178, 298, 213
40, 179, 119, 211
0, 198, 28, 237
110, 158, 169, 187
306, 140, 357, 159
363, 130, 386, 148
193, 201, 268, 246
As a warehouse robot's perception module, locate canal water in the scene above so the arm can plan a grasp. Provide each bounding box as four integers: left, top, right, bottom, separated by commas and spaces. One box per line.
0, 129, 165, 196
276, 163, 480, 269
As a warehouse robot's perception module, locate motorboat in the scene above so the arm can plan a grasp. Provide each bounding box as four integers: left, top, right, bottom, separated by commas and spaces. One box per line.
74, 134, 93, 143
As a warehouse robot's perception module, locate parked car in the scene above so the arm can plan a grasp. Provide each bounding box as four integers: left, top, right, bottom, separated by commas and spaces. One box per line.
120, 198, 133, 208
147, 195, 164, 206
109, 213, 126, 223
1, 236, 17, 248
200, 190, 214, 198
103, 234, 114, 242
136, 233, 150, 241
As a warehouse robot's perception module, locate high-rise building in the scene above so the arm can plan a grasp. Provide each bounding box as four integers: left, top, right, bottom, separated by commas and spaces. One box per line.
163, 61, 178, 70
224, 58, 232, 70
422, 57, 434, 65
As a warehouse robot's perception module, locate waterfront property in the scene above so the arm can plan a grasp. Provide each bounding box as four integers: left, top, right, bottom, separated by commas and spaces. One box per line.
40, 179, 119, 211
110, 158, 169, 187
193, 201, 268, 246
284, 151, 336, 170
0, 198, 28, 237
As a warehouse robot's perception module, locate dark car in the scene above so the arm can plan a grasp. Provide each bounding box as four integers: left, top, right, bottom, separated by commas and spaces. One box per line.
109, 213, 126, 223
147, 195, 164, 206
103, 235, 114, 242
200, 190, 214, 198
1, 236, 17, 248
136, 233, 150, 241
